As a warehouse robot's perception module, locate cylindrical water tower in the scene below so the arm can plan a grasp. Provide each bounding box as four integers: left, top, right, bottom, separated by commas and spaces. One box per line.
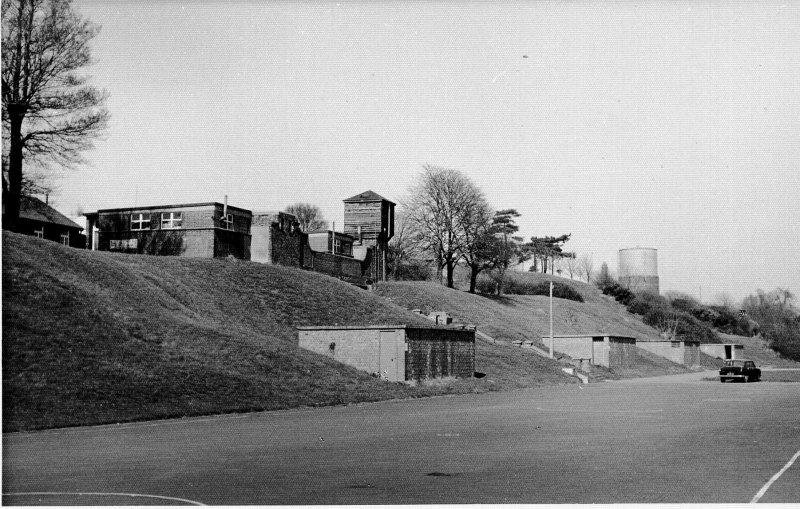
618, 247, 659, 295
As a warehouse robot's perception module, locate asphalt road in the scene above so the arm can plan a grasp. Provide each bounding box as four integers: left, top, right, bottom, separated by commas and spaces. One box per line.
3, 371, 800, 505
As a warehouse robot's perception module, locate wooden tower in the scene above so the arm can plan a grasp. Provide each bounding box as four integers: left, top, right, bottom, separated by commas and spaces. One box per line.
343, 190, 395, 281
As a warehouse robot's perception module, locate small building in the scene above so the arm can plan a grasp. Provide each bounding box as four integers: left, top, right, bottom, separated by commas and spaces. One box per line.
637, 339, 701, 366
427, 311, 453, 325
307, 230, 355, 258
7, 196, 85, 248
700, 343, 744, 360
298, 325, 475, 382
85, 202, 252, 259
551, 334, 637, 369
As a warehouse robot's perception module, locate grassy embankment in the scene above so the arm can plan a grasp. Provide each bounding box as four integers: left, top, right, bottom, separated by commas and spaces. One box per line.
3, 232, 579, 432
374, 278, 706, 381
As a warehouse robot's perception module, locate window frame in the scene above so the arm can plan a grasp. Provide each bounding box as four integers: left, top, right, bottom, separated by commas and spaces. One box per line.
60, 231, 70, 246
131, 213, 151, 231
34, 227, 44, 239
161, 211, 183, 229
220, 213, 233, 231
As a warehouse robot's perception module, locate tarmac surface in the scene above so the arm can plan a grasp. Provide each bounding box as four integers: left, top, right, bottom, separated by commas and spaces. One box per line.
3, 370, 800, 505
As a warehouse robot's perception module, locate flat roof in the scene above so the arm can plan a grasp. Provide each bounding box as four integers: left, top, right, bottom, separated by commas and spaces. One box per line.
552, 334, 636, 339
638, 338, 701, 344
91, 202, 252, 215
298, 324, 475, 331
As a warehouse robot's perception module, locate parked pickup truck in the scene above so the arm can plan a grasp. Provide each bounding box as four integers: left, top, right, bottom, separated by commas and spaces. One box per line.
719, 359, 761, 383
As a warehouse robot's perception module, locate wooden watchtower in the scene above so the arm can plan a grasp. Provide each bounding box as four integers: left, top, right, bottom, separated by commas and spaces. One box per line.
343, 190, 395, 281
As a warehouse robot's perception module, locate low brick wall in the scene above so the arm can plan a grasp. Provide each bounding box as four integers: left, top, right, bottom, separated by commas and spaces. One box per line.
309, 251, 365, 280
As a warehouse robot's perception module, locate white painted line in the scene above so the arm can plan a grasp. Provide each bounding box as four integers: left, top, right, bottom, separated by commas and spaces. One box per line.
2, 491, 205, 505
750, 448, 800, 503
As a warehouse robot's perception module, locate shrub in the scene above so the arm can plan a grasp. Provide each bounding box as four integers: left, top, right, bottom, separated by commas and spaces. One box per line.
670, 298, 696, 313
626, 298, 651, 316
475, 275, 584, 302
391, 260, 431, 281
602, 283, 635, 306
475, 276, 497, 295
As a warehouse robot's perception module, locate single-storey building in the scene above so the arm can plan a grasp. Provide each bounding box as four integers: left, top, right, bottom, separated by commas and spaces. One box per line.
298, 325, 475, 382
7, 196, 85, 248
551, 334, 638, 369
700, 343, 744, 360
85, 202, 252, 259
637, 339, 701, 366
308, 230, 355, 258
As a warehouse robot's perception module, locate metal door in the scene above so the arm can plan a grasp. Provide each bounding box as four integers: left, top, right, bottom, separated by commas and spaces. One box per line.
379, 331, 397, 381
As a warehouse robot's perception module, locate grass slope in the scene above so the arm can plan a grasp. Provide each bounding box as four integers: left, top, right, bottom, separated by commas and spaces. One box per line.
373, 279, 703, 380
3, 232, 578, 432
716, 333, 800, 368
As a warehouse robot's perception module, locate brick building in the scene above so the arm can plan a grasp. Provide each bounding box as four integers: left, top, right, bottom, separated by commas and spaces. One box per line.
298, 325, 475, 382
85, 202, 252, 259
251, 212, 306, 267
5, 196, 85, 248
551, 334, 638, 369
637, 339, 701, 366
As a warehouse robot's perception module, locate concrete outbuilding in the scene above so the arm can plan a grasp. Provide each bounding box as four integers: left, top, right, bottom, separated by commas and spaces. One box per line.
637, 339, 701, 366
551, 334, 637, 369
298, 325, 475, 382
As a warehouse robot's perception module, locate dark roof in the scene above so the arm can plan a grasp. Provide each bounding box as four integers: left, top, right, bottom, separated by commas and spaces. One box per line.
92, 202, 252, 215
343, 190, 396, 205
19, 196, 83, 231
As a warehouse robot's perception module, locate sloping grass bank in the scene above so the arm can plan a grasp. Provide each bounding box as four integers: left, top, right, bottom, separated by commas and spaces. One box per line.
3, 232, 577, 432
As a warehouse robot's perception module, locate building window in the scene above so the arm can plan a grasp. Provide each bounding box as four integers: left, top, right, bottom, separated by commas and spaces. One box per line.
161, 211, 182, 229
334, 238, 341, 253
131, 213, 151, 231
220, 213, 233, 230
60, 231, 70, 245
34, 228, 44, 239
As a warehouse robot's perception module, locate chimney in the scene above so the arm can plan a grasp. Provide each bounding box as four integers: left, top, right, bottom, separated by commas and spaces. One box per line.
332, 221, 336, 232
223, 195, 228, 217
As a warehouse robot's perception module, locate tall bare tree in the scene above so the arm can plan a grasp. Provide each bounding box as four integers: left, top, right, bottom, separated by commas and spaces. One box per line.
578, 253, 594, 283
388, 209, 427, 280
458, 196, 495, 293
2, 0, 109, 230
403, 164, 484, 288
284, 203, 327, 232
563, 253, 578, 279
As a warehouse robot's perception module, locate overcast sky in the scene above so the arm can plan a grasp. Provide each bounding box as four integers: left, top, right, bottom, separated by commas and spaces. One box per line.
57, 0, 799, 304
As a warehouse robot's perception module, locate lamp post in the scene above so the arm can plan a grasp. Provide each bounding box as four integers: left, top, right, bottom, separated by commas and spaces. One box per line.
549, 280, 554, 358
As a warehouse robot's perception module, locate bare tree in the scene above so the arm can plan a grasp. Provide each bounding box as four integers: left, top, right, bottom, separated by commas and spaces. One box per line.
2, 0, 109, 230
457, 195, 495, 293
284, 203, 327, 232
388, 209, 428, 280
563, 253, 578, 279
403, 164, 483, 288
578, 253, 594, 283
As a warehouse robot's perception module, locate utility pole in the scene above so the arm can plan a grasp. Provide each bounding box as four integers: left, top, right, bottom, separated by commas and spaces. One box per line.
549, 280, 554, 358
